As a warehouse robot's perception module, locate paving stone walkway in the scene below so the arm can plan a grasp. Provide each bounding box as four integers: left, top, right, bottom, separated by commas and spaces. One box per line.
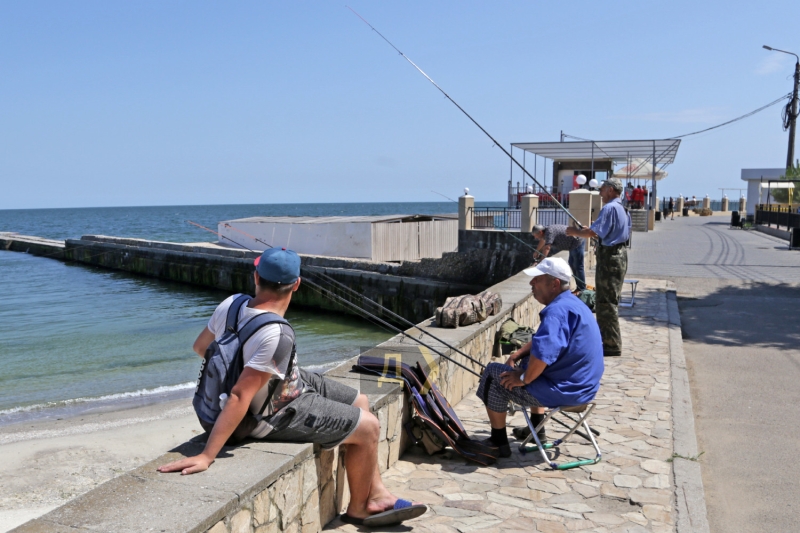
326, 280, 676, 533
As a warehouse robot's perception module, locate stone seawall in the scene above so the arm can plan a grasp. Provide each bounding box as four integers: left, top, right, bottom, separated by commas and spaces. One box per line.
12, 271, 541, 533
61, 236, 484, 324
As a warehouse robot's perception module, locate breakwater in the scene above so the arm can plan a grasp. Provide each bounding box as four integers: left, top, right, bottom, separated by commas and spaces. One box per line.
1, 230, 537, 324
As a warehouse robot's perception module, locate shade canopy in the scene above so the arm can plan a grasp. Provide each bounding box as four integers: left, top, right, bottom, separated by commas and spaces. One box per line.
511, 139, 681, 165
612, 158, 669, 181
760, 182, 795, 189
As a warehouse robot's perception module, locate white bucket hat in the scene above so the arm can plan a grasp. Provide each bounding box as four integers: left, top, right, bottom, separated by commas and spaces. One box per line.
523, 257, 573, 282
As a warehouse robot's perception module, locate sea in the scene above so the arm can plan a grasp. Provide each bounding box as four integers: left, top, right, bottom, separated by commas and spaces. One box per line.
0, 202, 497, 426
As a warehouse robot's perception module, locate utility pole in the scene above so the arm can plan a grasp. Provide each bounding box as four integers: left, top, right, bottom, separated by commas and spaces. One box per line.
788, 59, 799, 169
763, 46, 799, 169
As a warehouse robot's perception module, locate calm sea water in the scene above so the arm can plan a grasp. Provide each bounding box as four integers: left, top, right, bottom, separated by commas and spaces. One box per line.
0, 202, 497, 424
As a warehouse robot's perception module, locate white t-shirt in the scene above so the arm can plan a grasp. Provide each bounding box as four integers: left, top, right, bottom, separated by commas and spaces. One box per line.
207, 294, 302, 418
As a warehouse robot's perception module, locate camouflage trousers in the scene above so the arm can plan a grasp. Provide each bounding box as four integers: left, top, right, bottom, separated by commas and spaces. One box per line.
595, 243, 628, 357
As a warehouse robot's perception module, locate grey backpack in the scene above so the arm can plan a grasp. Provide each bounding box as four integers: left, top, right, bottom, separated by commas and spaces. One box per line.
193, 294, 295, 443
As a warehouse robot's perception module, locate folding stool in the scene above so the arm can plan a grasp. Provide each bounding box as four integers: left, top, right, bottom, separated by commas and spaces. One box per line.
619, 279, 639, 308
513, 403, 602, 470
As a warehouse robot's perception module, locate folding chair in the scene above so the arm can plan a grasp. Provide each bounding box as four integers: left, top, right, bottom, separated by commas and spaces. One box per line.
619, 279, 639, 308
513, 403, 602, 470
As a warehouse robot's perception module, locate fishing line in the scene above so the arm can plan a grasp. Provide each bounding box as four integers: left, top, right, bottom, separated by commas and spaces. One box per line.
219, 221, 489, 369
347, 7, 582, 229
186, 220, 484, 378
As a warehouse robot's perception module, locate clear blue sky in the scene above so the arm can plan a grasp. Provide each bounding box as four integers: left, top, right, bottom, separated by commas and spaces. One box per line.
1, 1, 798, 209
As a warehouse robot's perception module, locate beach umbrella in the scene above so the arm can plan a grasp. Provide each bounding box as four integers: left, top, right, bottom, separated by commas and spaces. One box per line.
613, 158, 668, 181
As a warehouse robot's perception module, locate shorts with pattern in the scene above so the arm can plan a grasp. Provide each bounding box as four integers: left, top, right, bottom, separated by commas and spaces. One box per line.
476, 362, 542, 413
258, 369, 361, 449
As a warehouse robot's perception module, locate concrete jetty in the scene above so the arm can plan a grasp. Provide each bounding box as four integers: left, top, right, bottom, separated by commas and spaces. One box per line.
0, 232, 64, 259
0, 231, 534, 324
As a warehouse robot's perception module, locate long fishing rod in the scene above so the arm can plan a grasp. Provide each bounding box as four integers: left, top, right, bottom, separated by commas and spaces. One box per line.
220, 221, 489, 369
347, 7, 582, 229
186, 220, 484, 378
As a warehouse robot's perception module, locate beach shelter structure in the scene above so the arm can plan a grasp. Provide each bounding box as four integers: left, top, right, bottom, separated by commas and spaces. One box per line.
509, 138, 681, 213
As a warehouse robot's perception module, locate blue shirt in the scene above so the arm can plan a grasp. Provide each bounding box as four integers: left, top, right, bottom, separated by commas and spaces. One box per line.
522, 291, 604, 407
590, 197, 631, 246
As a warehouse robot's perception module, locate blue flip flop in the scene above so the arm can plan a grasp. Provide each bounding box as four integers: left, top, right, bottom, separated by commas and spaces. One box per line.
340, 499, 428, 528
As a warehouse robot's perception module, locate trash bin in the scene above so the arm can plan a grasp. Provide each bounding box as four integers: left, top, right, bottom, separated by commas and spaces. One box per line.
655, 211, 662, 221
731, 211, 741, 227
682, 207, 689, 217
792, 228, 800, 249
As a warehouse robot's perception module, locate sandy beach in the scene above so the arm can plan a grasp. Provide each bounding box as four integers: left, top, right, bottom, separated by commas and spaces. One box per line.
0, 399, 200, 532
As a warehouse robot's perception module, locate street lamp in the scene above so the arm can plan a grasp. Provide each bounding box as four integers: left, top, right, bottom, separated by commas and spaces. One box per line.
763, 45, 800, 169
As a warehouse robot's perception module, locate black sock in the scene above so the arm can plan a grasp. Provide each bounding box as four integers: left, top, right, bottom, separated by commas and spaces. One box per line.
491, 427, 509, 446
531, 413, 546, 437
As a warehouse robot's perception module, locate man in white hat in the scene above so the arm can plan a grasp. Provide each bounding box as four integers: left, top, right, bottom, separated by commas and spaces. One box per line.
475, 258, 604, 457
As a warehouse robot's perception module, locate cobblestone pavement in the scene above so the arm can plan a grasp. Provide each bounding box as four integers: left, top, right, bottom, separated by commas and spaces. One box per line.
326, 280, 675, 533
626, 215, 800, 283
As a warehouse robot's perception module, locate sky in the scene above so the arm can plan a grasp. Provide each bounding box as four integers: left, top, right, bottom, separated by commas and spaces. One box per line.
1, 1, 798, 210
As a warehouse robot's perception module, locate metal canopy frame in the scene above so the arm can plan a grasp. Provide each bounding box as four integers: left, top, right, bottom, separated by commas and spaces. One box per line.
508, 139, 682, 227
510, 139, 681, 164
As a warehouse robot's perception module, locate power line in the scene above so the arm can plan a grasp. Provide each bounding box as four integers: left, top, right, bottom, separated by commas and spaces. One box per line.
672, 93, 791, 139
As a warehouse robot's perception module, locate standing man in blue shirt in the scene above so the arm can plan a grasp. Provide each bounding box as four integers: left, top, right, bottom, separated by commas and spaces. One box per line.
566, 179, 631, 357
475, 258, 604, 457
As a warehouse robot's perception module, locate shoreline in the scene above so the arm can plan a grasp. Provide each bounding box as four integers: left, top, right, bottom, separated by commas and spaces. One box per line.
0, 396, 199, 533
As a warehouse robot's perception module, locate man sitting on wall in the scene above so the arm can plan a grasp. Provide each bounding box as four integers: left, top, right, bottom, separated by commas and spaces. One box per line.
475, 258, 604, 457
158, 248, 426, 528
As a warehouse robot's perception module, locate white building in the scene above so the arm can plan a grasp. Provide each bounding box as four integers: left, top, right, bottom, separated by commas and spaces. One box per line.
218, 214, 458, 262
741, 168, 786, 216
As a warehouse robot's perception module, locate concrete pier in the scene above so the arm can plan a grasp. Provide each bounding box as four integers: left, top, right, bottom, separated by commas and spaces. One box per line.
0, 233, 491, 324
0, 232, 64, 259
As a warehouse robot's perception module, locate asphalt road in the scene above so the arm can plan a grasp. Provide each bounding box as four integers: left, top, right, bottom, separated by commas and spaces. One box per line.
626, 214, 800, 533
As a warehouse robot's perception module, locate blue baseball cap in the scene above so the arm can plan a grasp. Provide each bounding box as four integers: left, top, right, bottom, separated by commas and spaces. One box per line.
254, 247, 300, 284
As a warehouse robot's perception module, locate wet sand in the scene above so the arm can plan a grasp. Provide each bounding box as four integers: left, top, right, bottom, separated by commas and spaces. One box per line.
0, 399, 199, 532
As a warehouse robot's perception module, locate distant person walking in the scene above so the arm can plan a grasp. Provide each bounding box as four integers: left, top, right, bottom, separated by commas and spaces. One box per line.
566, 179, 631, 357
531, 224, 586, 291
668, 197, 675, 220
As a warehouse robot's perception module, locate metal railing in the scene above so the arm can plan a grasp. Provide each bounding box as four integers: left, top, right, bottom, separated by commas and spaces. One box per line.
471, 207, 521, 229
469, 207, 572, 230
537, 208, 572, 227
755, 204, 800, 230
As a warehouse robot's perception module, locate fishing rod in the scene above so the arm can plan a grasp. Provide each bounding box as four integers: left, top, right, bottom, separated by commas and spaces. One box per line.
220, 221, 489, 369
347, 7, 582, 229
219, 221, 598, 435
186, 220, 484, 378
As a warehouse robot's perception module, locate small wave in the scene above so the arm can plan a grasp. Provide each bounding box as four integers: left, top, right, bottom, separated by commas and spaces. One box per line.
0, 382, 195, 417
301, 359, 349, 374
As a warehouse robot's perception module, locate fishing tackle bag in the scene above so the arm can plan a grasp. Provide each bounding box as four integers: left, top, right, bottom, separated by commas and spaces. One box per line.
497, 318, 535, 349
434, 290, 502, 328
193, 294, 296, 444
352, 356, 499, 465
